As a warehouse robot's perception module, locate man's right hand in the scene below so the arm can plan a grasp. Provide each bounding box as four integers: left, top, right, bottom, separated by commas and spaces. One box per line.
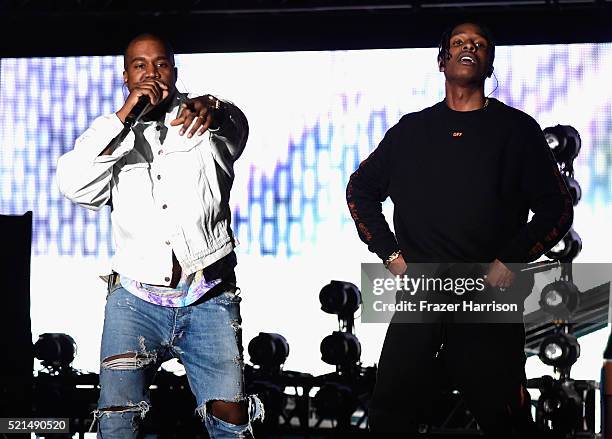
116, 79, 169, 123
387, 254, 407, 276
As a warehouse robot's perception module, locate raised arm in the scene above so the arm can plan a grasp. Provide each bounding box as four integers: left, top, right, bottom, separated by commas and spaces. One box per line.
56, 115, 136, 210
209, 99, 249, 178
170, 95, 248, 178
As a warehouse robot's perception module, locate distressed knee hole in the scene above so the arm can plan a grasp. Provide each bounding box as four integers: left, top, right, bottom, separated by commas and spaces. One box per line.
195, 395, 264, 424
211, 400, 248, 425
89, 401, 150, 433
94, 401, 150, 418
101, 351, 156, 370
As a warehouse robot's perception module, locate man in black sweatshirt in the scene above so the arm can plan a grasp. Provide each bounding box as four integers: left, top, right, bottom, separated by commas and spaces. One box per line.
346, 22, 573, 437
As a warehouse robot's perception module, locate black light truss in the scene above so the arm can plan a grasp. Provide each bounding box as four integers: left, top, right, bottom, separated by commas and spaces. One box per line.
524, 282, 610, 355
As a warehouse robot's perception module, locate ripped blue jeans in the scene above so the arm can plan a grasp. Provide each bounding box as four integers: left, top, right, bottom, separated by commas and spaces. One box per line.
94, 283, 263, 438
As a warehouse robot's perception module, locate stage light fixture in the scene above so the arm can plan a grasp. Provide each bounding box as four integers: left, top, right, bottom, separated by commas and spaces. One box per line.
545, 228, 582, 263
320, 331, 361, 366
33, 333, 77, 371
536, 377, 583, 435
538, 332, 580, 369
248, 332, 290, 370
543, 125, 581, 166
319, 280, 361, 318
313, 382, 358, 420
539, 280, 580, 320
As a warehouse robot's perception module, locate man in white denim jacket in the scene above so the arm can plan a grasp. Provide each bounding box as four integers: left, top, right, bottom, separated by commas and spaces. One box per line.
56, 33, 261, 438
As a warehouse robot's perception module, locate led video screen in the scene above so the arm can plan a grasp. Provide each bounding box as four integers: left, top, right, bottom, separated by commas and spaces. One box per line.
1, 43, 611, 377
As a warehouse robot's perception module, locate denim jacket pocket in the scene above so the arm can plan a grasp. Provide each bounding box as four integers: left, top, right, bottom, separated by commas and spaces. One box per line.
168, 133, 204, 153
120, 162, 149, 172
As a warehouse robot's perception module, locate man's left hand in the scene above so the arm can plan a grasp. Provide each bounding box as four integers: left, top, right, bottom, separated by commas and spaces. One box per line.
170, 95, 218, 138
485, 259, 515, 290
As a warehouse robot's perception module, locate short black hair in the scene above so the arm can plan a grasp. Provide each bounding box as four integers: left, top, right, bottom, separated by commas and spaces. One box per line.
123, 33, 175, 69
437, 21, 496, 78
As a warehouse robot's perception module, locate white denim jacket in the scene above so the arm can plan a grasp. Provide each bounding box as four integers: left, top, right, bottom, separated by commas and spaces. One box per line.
56, 92, 248, 286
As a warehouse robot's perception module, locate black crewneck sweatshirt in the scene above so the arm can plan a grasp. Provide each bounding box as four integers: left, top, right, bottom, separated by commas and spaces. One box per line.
346, 98, 574, 266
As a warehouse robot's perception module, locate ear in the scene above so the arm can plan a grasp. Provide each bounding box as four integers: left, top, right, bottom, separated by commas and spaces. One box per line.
438, 59, 446, 72
123, 71, 128, 84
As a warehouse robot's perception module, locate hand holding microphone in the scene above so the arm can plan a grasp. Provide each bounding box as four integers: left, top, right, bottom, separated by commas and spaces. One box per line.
123, 95, 150, 127
116, 79, 169, 126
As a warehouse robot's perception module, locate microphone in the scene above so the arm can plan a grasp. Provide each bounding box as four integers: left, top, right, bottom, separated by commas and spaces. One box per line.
124, 95, 150, 128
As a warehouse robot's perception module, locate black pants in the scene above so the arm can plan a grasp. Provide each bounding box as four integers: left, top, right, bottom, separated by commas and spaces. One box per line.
369, 319, 538, 438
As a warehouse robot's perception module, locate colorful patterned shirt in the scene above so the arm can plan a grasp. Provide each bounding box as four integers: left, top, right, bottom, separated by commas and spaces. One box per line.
120, 252, 236, 307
